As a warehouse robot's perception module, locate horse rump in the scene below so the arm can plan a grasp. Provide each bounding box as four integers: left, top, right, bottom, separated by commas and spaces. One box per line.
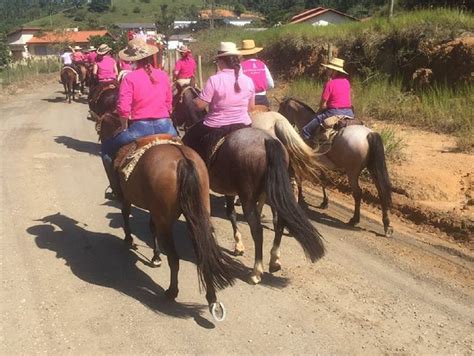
264, 138, 325, 262
176, 153, 241, 291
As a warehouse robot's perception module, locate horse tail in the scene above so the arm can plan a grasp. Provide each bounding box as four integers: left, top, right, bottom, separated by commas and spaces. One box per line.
273, 116, 322, 183
264, 139, 325, 262
177, 155, 239, 291
366, 132, 392, 208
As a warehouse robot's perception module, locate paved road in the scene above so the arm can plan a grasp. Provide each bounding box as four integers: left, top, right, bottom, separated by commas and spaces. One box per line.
1, 84, 473, 354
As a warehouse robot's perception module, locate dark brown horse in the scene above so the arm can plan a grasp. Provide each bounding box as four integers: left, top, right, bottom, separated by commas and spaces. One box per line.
174, 93, 325, 285
77, 63, 90, 94
88, 81, 119, 121
172, 86, 204, 131
95, 113, 239, 321
60, 67, 77, 103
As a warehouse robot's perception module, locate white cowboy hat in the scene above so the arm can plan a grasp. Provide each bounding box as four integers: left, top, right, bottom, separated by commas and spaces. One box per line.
238, 39, 263, 55
88, 45, 96, 51
177, 44, 191, 53
321, 57, 348, 75
73, 45, 82, 51
216, 42, 240, 57
119, 38, 158, 62
97, 44, 112, 55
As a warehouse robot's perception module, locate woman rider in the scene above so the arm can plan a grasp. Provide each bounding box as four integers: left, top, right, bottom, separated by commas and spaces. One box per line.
173, 44, 196, 89
101, 39, 176, 197
239, 39, 274, 108
301, 57, 354, 141
92, 44, 118, 83
183, 42, 255, 164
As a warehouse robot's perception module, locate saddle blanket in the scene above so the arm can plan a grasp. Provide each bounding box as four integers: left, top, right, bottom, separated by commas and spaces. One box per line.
114, 134, 182, 181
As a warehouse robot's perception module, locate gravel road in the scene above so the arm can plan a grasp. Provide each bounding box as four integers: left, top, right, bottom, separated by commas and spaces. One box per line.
1, 84, 472, 354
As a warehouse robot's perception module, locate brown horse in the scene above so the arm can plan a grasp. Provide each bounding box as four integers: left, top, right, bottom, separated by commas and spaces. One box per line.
174, 93, 326, 285
77, 63, 89, 94
95, 113, 239, 321
279, 98, 393, 237
60, 67, 77, 103
88, 81, 119, 121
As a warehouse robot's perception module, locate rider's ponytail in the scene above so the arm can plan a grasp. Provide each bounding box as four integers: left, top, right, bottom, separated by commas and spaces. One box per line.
220, 55, 241, 93
137, 57, 157, 84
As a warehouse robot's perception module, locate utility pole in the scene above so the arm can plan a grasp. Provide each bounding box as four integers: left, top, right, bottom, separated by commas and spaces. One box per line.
209, 0, 215, 29
389, 0, 394, 18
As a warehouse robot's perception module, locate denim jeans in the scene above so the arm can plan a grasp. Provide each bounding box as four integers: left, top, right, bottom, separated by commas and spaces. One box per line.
301, 108, 354, 140
101, 118, 177, 159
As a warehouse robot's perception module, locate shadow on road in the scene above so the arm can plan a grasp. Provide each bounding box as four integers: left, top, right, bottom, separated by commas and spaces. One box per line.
42, 96, 68, 103
54, 136, 100, 156
26, 213, 215, 328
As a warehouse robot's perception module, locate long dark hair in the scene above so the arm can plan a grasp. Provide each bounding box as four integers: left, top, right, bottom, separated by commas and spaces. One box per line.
136, 56, 156, 84
218, 55, 241, 93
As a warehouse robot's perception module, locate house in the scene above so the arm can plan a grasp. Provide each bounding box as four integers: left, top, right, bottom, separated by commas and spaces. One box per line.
27, 29, 109, 56
116, 23, 157, 36
223, 17, 254, 27
167, 34, 196, 50
290, 7, 358, 26
173, 20, 197, 29
7, 27, 42, 60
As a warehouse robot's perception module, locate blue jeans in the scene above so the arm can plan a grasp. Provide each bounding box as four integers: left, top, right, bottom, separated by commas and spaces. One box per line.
301, 108, 354, 140
101, 118, 177, 159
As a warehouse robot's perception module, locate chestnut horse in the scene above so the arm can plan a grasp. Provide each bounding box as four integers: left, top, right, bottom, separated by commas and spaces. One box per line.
174, 92, 325, 285
279, 98, 393, 237
95, 113, 239, 320
88, 81, 119, 121
60, 67, 77, 103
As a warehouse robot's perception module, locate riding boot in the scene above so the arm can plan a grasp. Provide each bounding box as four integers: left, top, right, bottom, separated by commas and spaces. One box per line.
102, 156, 122, 201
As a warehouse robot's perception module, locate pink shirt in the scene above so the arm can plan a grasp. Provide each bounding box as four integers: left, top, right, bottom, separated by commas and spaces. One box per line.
87, 52, 97, 63
117, 67, 172, 120
119, 59, 132, 71
241, 59, 267, 93
199, 69, 255, 128
174, 56, 196, 79
322, 77, 352, 109
96, 55, 117, 82
72, 52, 85, 62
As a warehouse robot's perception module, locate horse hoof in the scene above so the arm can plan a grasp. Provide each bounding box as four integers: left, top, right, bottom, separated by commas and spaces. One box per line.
319, 201, 329, 209
165, 288, 178, 301
269, 263, 281, 274
233, 249, 244, 257
151, 256, 162, 267
210, 302, 227, 322
249, 274, 262, 285
348, 218, 359, 227
385, 226, 394, 238
124, 239, 137, 250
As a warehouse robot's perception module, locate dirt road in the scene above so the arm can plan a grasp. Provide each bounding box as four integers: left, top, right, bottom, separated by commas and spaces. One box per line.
1, 83, 473, 354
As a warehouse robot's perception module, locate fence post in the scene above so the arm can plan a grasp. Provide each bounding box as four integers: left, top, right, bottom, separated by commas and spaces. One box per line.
197, 55, 203, 89
328, 43, 333, 61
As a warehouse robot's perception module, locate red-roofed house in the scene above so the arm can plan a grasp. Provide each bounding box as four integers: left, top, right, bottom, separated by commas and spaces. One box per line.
290, 7, 358, 26
7, 27, 42, 60
27, 29, 110, 56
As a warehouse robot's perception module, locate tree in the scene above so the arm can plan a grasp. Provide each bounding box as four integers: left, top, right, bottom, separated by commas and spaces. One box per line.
234, 3, 246, 17
155, 4, 175, 37
88, 0, 110, 13
0, 32, 12, 67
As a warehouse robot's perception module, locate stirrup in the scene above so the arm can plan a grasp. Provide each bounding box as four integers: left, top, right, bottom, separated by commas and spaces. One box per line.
104, 185, 118, 200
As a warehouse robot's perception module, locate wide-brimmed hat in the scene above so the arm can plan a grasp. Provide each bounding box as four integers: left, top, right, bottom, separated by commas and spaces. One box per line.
239, 39, 263, 55
216, 42, 240, 58
88, 46, 96, 51
73, 45, 82, 51
119, 39, 158, 62
97, 44, 112, 55
177, 44, 191, 53
321, 57, 348, 75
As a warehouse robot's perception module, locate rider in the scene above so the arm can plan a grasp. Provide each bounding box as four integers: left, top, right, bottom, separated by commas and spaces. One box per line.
301, 57, 354, 141
173, 44, 196, 89
239, 39, 274, 108
183, 42, 255, 163
101, 39, 176, 197
60, 47, 73, 67
86, 46, 97, 64
71, 46, 86, 83
93, 44, 118, 84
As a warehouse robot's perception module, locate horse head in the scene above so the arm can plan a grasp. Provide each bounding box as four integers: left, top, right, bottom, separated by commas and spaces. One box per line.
96, 113, 127, 142
278, 97, 315, 129
172, 85, 206, 130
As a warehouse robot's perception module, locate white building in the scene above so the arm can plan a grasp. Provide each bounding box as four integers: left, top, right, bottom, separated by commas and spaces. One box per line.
7, 27, 41, 61
290, 7, 358, 26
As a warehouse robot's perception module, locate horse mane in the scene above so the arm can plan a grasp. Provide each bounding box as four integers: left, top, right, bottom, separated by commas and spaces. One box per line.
283, 97, 316, 114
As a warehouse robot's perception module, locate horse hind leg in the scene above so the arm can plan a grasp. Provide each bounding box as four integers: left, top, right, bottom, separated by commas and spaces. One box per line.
347, 172, 362, 227
149, 218, 162, 267
225, 195, 244, 256
161, 227, 179, 300
269, 207, 284, 273
242, 199, 264, 285
121, 201, 137, 249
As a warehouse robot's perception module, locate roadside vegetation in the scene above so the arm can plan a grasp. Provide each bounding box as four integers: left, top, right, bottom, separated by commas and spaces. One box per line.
0, 58, 60, 88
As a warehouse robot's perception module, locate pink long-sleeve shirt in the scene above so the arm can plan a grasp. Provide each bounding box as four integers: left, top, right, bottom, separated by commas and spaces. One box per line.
117, 67, 172, 120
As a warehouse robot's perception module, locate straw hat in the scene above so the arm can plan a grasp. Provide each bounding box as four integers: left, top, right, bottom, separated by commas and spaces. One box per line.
177, 44, 190, 53
238, 39, 263, 55
97, 44, 112, 55
119, 38, 158, 61
216, 42, 240, 57
321, 57, 348, 75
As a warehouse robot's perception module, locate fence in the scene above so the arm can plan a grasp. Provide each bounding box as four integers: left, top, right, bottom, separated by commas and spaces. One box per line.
0, 57, 61, 87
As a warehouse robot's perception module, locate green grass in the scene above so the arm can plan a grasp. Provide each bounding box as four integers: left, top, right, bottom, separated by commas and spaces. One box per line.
0, 58, 60, 86
283, 77, 473, 152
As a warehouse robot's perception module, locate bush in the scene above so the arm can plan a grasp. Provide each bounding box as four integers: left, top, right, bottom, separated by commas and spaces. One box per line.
132, 6, 141, 13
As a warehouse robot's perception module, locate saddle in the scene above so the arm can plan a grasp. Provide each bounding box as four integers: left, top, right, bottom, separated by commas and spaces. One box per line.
114, 134, 182, 181
314, 116, 364, 153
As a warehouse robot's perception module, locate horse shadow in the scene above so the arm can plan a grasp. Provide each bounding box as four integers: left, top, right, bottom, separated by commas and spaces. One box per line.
54, 136, 100, 156
42, 97, 68, 103
26, 213, 215, 328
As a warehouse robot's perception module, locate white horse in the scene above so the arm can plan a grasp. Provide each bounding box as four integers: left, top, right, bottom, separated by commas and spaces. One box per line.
250, 99, 393, 237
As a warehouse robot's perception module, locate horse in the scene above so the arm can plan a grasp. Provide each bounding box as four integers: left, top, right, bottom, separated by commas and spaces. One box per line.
88, 80, 119, 121
174, 92, 325, 285
60, 67, 77, 103
77, 63, 90, 94
95, 113, 239, 321
278, 98, 393, 237
171, 85, 204, 131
